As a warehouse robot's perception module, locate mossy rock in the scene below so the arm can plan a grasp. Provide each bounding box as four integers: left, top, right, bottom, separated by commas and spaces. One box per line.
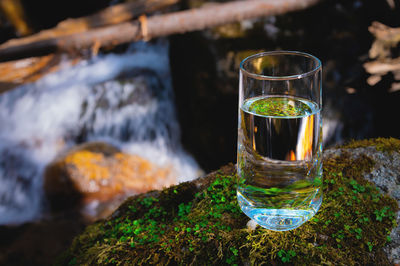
58, 138, 399, 265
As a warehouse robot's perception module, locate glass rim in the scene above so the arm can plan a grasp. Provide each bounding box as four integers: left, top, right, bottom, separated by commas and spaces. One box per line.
239, 51, 322, 80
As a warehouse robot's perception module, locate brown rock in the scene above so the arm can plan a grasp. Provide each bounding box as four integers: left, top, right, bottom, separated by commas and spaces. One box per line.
44, 141, 176, 220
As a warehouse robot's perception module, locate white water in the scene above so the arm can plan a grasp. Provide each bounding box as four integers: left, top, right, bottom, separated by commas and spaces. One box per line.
0, 40, 202, 225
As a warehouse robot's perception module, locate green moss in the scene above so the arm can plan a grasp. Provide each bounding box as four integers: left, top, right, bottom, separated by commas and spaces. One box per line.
341, 137, 400, 154
59, 140, 399, 265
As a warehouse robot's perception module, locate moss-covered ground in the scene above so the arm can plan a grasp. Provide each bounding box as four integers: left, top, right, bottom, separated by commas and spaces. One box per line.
58, 139, 399, 265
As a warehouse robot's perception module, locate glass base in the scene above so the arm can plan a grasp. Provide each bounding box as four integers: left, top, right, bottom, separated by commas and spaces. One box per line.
237, 192, 322, 231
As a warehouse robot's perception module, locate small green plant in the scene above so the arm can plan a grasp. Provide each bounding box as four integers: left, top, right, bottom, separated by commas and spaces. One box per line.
367, 242, 374, 252
349, 179, 366, 193
177, 202, 192, 219
226, 247, 239, 265
277, 249, 296, 263
354, 228, 362, 240
374, 206, 392, 222
140, 196, 158, 208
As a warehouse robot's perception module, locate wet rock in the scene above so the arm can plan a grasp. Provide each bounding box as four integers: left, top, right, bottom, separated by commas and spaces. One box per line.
44, 141, 177, 221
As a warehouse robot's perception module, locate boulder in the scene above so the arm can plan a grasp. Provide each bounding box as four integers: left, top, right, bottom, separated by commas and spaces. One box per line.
59, 138, 400, 265
44, 142, 176, 220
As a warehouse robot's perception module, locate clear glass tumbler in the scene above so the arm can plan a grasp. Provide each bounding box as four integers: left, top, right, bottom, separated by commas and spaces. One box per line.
237, 51, 323, 231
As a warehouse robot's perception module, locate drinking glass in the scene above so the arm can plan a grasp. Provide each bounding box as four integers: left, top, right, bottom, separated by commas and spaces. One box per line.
237, 51, 322, 231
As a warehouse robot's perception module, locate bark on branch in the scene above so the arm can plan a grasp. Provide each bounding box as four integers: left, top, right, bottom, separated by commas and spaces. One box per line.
0, 0, 320, 62
0, 0, 178, 50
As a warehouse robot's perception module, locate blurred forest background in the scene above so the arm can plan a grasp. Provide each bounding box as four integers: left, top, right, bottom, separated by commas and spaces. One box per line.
0, 0, 400, 265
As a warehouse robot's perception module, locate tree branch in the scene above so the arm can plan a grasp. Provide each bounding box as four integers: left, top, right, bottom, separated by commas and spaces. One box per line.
0, 0, 320, 62
0, 0, 178, 50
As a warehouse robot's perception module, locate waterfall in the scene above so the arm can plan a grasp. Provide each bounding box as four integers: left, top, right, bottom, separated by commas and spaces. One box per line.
0, 39, 202, 225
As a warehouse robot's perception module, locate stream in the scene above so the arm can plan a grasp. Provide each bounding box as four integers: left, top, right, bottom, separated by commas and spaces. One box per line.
0, 40, 202, 225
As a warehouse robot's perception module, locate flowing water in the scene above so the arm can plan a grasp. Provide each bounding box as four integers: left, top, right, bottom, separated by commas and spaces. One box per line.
237, 95, 322, 231
0, 40, 202, 225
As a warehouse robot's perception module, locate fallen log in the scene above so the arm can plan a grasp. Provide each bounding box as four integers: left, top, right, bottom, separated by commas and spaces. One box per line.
0, 0, 320, 62
0, 0, 179, 50
0, 0, 178, 92
0, 54, 81, 94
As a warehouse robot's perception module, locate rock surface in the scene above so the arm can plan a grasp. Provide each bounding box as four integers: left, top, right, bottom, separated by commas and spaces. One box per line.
324, 138, 400, 264
44, 142, 176, 221
59, 138, 400, 265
